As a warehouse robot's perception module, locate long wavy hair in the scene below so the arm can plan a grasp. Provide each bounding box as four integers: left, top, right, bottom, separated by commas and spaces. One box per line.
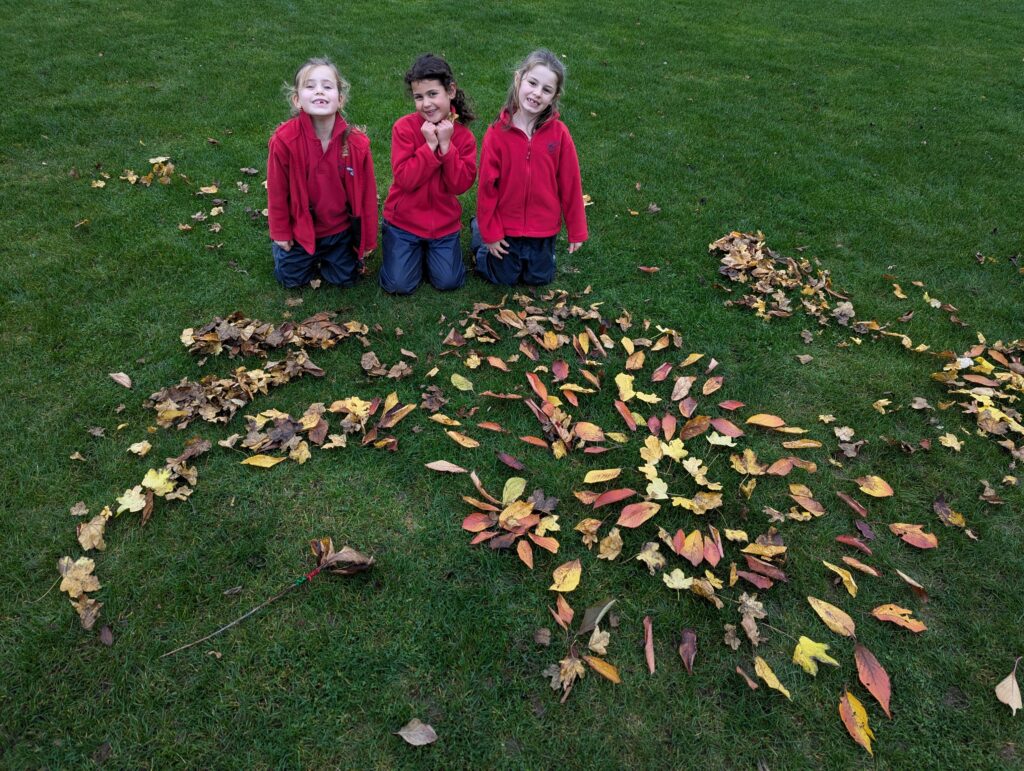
404, 53, 475, 125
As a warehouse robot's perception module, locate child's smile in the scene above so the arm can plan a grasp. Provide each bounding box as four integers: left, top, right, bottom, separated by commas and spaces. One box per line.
411, 78, 455, 124
516, 65, 558, 121
296, 64, 341, 117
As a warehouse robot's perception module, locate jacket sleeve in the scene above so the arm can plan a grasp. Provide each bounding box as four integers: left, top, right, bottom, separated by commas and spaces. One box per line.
356, 137, 379, 257
390, 119, 441, 193
440, 128, 477, 196
557, 126, 588, 243
266, 135, 292, 242
476, 127, 504, 244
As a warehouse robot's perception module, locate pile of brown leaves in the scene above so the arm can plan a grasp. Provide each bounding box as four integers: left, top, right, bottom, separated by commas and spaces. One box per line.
146, 350, 324, 429
182, 311, 369, 358
710, 231, 858, 328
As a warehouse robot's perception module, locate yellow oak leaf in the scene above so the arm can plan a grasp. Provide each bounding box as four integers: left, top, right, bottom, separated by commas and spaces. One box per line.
58, 556, 101, 596
792, 635, 840, 676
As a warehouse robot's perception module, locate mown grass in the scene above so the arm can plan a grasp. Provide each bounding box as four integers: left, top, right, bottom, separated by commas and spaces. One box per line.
2, 0, 1023, 768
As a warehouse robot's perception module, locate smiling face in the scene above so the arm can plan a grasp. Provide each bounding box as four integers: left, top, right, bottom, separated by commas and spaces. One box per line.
515, 64, 559, 122
294, 64, 343, 116
410, 78, 455, 124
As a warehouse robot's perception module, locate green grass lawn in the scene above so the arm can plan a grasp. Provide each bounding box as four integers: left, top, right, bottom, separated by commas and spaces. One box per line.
3, 1, 1023, 767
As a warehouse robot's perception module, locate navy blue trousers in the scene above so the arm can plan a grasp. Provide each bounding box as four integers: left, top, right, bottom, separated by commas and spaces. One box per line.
379, 221, 465, 295
272, 228, 358, 288
470, 218, 556, 286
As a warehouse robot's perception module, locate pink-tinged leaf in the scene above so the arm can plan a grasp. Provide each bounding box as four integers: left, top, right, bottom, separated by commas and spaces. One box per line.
871, 603, 927, 632
766, 458, 794, 476
552, 360, 569, 381
652, 362, 673, 382
517, 539, 534, 569
662, 414, 677, 440
643, 615, 655, 674
396, 718, 438, 746
477, 421, 506, 433
462, 513, 495, 532
549, 594, 574, 630
895, 569, 929, 602
718, 400, 745, 411
561, 388, 579, 408
638, 265, 660, 273
672, 529, 686, 556
583, 446, 611, 454
855, 643, 892, 718
736, 666, 759, 690
703, 529, 723, 567
614, 400, 638, 431
470, 530, 498, 545
617, 502, 661, 528
647, 415, 661, 436
855, 520, 876, 541
593, 488, 637, 509
836, 534, 873, 555
679, 629, 697, 675
710, 417, 745, 438
489, 532, 517, 550
678, 396, 698, 418
485, 355, 510, 372
836, 491, 869, 517
470, 470, 500, 504
109, 372, 132, 389
496, 452, 525, 471
736, 570, 774, 590
528, 533, 560, 553
889, 523, 938, 549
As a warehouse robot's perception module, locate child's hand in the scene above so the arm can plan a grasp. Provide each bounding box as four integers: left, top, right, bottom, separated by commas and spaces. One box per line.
435, 119, 454, 154
421, 121, 439, 151
274, 239, 293, 251
568, 242, 583, 254
486, 239, 509, 258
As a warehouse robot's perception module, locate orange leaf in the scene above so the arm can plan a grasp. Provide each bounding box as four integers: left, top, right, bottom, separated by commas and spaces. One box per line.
746, 413, 786, 428
583, 655, 622, 683
807, 596, 856, 637
651, 362, 673, 382
680, 530, 704, 567
855, 643, 892, 718
836, 492, 869, 517
486, 356, 509, 372
573, 422, 605, 442
616, 502, 661, 528
710, 418, 744, 438
889, 523, 938, 549
871, 603, 927, 632
839, 690, 875, 756
477, 421, 506, 433
526, 372, 548, 401
528, 532, 560, 553
517, 539, 534, 569
614, 400, 637, 431
520, 435, 549, 449
462, 513, 494, 532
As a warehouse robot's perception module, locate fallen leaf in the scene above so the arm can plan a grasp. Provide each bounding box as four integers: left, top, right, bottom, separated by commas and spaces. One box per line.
792, 636, 840, 676
643, 616, 655, 674
109, 372, 132, 389
871, 603, 927, 632
450, 373, 474, 391
446, 430, 480, 449
855, 643, 892, 718
597, 528, 623, 560
839, 690, 875, 756
889, 523, 938, 549
395, 718, 438, 746
583, 655, 622, 683
808, 596, 856, 637
679, 629, 697, 674
534, 628, 551, 646
549, 559, 582, 592
662, 568, 693, 590
996, 657, 1022, 716
240, 454, 286, 468
938, 432, 963, 451
856, 475, 894, 497
584, 468, 621, 484
616, 501, 660, 528
587, 626, 611, 655
747, 413, 786, 429
754, 656, 791, 699
424, 460, 467, 473
823, 561, 858, 597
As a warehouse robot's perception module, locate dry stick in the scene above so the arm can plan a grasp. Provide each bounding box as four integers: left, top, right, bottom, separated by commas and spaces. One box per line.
161, 567, 322, 659
33, 576, 61, 603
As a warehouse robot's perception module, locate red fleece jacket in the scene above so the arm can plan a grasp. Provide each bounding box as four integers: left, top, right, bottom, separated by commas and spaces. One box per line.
267, 112, 378, 258
382, 113, 477, 239
476, 110, 587, 245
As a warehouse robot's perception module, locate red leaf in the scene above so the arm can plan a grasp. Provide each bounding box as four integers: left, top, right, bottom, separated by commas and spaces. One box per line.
736, 570, 774, 590
678, 396, 698, 418
647, 415, 661, 435
652, 362, 673, 382
854, 643, 892, 718
836, 491, 869, 518
836, 534, 873, 555
679, 629, 697, 675
496, 452, 525, 470
889, 523, 938, 549
744, 555, 788, 582
470, 530, 498, 545
718, 400, 745, 411
552, 360, 569, 381
661, 414, 677, 440
592, 488, 637, 509
643, 615, 655, 674
462, 513, 495, 532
